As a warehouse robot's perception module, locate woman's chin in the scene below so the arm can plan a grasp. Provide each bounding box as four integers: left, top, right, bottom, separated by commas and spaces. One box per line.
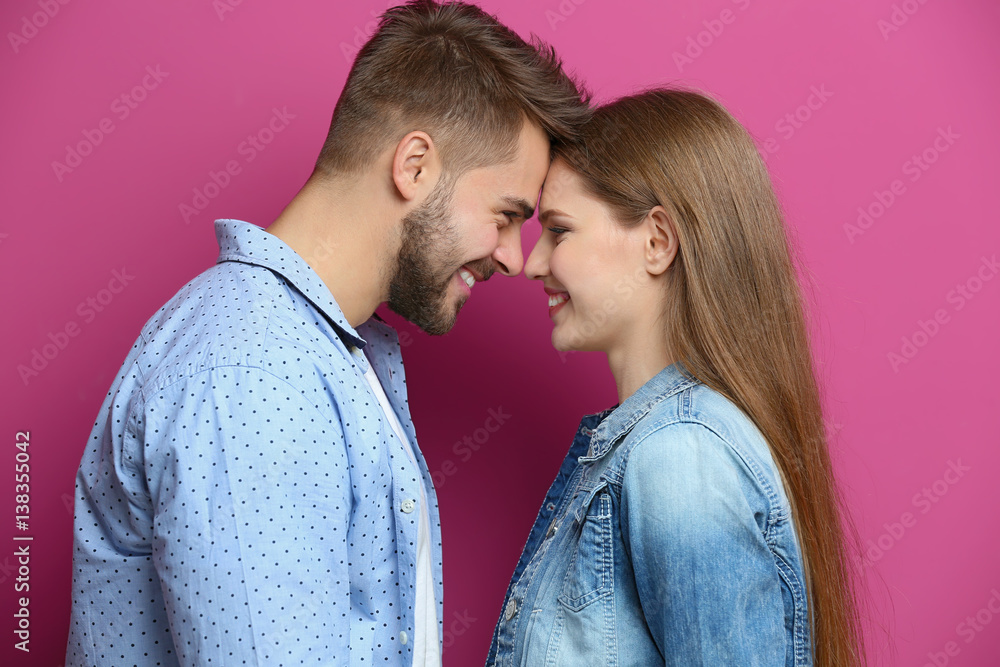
551, 327, 584, 353
551, 330, 573, 352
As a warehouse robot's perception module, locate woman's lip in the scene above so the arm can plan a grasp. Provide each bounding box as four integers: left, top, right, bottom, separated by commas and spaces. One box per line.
547, 292, 570, 317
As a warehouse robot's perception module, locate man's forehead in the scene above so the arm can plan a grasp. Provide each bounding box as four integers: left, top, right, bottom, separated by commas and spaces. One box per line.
478, 162, 546, 212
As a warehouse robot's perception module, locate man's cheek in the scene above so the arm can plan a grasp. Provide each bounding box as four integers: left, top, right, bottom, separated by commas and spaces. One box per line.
466, 230, 499, 263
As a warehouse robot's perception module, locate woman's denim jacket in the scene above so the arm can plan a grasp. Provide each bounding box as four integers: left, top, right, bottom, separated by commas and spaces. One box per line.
486, 362, 812, 666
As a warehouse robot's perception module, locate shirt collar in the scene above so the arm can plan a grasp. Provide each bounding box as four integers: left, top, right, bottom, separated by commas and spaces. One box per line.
580, 361, 701, 462
214, 218, 366, 349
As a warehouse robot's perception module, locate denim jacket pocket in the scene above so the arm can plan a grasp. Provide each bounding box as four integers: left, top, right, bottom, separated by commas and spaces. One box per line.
557, 483, 614, 612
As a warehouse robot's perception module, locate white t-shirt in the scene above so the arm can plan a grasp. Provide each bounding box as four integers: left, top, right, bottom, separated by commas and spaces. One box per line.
360, 360, 441, 667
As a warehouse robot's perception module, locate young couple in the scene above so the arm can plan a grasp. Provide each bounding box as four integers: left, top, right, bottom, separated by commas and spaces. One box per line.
67, 1, 864, 665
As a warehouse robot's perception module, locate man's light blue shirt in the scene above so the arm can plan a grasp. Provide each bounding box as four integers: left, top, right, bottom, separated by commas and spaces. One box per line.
67, 219, 443, 666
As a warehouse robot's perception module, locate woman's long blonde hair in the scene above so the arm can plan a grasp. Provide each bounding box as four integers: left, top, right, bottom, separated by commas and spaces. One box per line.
554, 88, 865, 665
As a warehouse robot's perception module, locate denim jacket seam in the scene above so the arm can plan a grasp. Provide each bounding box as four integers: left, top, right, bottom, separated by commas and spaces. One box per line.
603, 564, 618, 665
770, 545, 810, 663
680, 380, 694, 419
543, 612, 565, 666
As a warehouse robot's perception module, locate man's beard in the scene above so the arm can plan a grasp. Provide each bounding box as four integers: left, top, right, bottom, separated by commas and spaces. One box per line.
387, 175, 469, 336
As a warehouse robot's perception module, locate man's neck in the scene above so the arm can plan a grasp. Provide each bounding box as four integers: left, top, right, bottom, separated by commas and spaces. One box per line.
266, 172, 398, 328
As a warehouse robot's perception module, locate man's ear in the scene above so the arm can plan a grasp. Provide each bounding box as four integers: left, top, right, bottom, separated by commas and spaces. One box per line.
391, 131, 439, 202
643, 205, 679, 276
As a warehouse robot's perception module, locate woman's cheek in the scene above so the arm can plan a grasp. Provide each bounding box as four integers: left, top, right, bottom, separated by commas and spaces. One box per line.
547, 246, 569, 283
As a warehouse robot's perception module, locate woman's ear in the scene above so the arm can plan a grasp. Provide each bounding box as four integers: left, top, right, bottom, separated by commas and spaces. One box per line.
643, 205, 679, 276
391, 130, 439, 201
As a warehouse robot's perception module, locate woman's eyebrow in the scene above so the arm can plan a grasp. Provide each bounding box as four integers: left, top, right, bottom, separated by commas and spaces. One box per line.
538, 208, 571, 223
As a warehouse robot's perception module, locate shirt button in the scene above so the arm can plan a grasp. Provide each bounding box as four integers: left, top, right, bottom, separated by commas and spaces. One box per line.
401, 498, 416, 514
505, 599, 517, 621
400, 630, 408, 645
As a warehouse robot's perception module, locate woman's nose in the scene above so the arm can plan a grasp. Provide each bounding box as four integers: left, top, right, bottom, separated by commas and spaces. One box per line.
524, 235, 550, 281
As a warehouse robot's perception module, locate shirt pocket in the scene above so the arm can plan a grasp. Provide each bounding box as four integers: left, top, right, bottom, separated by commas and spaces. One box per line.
557, 482, 614, 612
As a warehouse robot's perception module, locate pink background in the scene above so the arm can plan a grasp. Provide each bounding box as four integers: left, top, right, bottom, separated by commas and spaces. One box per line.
2, 0, 998, 664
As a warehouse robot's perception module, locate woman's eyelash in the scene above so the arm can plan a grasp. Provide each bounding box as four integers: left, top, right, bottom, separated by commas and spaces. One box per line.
547, 226, 569, 235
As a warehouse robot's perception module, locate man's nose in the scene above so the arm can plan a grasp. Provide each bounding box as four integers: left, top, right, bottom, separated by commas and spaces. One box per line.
492, 225, 525, 276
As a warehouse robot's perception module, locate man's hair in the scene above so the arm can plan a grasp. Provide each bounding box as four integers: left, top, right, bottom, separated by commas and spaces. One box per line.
315, 0, 591, 178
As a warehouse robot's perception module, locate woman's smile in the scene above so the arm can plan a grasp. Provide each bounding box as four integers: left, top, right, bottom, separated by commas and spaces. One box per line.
545, 288, 571, 317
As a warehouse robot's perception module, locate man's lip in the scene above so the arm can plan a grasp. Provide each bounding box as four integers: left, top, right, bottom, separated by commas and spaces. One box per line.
460, 264, 491, 282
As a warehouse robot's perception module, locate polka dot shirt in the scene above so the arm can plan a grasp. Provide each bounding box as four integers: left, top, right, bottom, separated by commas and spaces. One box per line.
66, 219, 443, 666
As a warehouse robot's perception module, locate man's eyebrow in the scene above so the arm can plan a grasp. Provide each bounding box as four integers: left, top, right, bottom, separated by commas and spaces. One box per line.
501, 195, 535, 220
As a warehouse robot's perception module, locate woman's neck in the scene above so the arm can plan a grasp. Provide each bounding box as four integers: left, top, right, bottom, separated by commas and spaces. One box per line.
605, 331, 674, 404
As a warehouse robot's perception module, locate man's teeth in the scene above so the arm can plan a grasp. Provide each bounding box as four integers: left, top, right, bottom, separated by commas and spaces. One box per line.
459, 268, 476, 289
548, 293, 569, 307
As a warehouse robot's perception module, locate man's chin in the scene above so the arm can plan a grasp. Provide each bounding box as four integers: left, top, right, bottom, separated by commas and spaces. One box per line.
421, 296, 467, 336
413, 313, 457, 336
389, 296, 465, 337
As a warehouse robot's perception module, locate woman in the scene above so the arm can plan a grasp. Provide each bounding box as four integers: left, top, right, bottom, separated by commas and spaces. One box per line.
485, 89, 865, 666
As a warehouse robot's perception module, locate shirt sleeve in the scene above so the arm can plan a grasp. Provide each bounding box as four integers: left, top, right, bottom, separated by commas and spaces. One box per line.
620, 422, 788, 666
135, 365, 353, 666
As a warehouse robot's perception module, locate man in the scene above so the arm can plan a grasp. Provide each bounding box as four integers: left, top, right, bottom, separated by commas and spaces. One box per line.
65, 1, 590, 664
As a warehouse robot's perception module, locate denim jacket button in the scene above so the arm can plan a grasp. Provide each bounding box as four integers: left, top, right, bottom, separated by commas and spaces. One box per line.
505, 598, 517, 621
546, 523, 558, 539
401, 498, 416, 514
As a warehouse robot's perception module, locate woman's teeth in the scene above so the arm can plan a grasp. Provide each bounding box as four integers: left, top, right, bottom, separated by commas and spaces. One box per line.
548, 293, 569, 307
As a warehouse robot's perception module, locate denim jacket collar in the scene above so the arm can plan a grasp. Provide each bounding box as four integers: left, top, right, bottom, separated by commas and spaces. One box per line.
580, 360, 700, 463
